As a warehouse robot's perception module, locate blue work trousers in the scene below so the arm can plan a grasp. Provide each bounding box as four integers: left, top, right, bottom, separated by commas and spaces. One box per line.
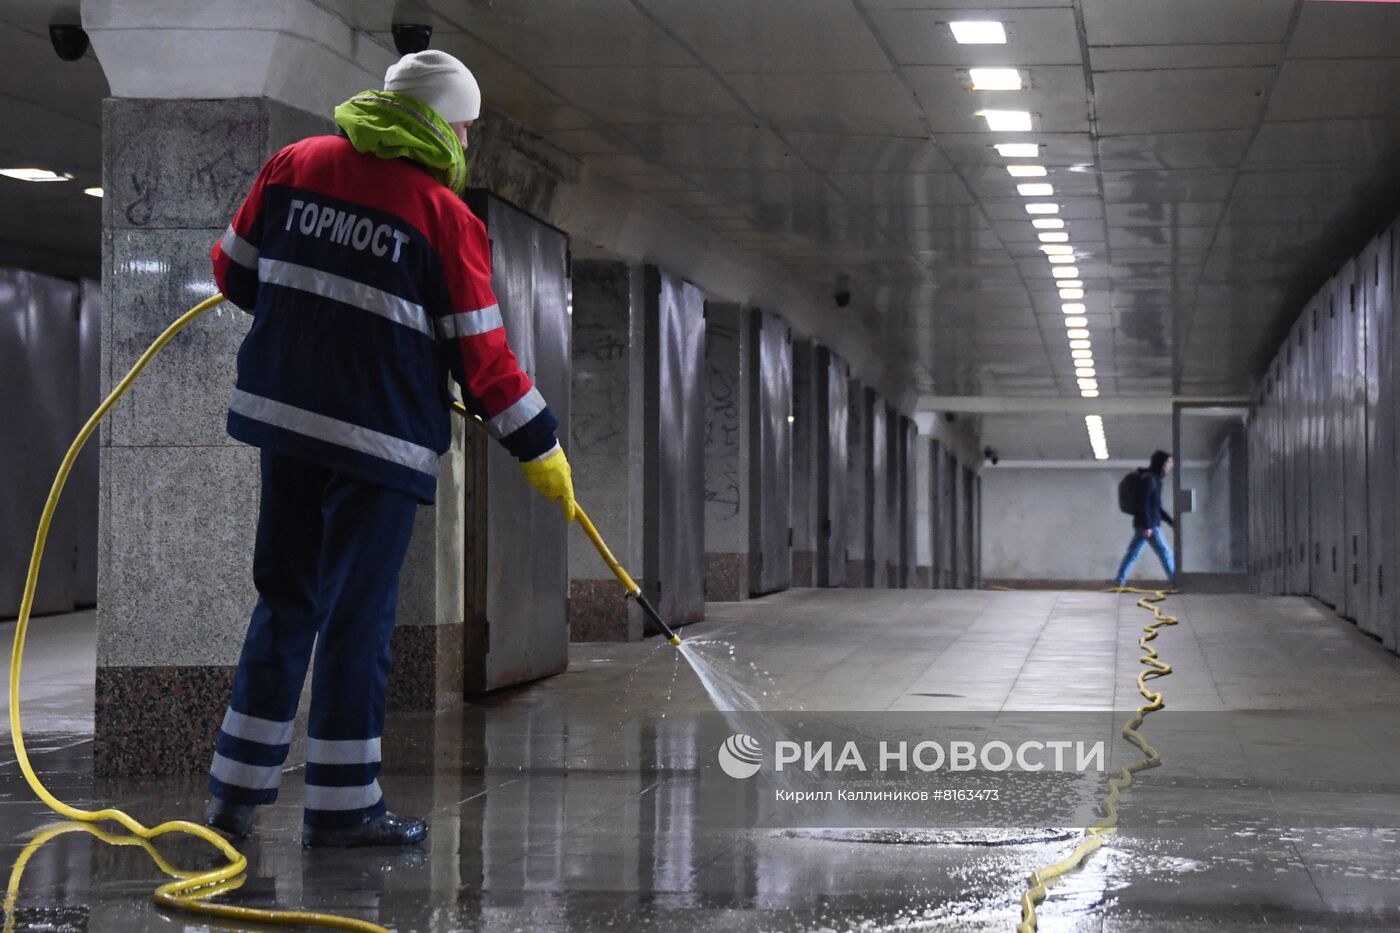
208, 448, 417, 829
1114, 525, 1176, 587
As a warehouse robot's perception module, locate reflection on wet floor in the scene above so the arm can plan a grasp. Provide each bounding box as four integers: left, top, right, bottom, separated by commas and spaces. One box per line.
5, 590, 1400, 931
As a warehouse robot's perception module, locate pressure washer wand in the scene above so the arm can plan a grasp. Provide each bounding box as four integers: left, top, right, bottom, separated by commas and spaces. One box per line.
452, 402, 682, 647
573, 508, 683, 647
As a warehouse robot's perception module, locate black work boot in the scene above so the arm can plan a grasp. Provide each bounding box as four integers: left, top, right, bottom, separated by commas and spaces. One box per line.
302, 812, 427, 848
206, 799, 257, 838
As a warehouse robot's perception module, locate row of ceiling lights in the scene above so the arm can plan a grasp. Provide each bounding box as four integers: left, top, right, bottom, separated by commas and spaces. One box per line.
953, 19, 1109, 460
0, 167, 102, 198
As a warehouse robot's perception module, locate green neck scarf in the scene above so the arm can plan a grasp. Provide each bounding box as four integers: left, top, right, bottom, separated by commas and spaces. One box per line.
333, 90, 468, 195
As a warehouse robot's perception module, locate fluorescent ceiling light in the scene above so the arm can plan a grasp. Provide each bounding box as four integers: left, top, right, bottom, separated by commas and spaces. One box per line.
969, 67, 1022, 90
1048, 254, 1076, 263
1061, 302, 1086, 314
1057, 279, 1083, 288
1069, 339, 1092, 350
1026, 202, 1059, 214
1076, 367, 1096, 377
1083, 390, 1102, 401
1007, 165, 1047, 178
995, 142, 1039, 158
951, 20, 1007, 44
1067, 328, 1090, 339
1038, 231, 1068, 242
1017, 182, 1053, 197
1078, 378, 1098, 390
1059, 288, 1084, 299
1072, 349, 1094, 360
977, 110, 1032, 132
83, 186, 103, 198
1031, 217, 1064, 229
1052, 266, 1079, 278
0, 168, 72, 182
1064, 316, 1088, 327
1040, 244, 1073, 255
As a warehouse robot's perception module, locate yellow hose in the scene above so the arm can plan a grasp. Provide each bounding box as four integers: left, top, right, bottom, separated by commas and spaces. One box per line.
8, 294, 387, 931
1015, 585, 1178, 932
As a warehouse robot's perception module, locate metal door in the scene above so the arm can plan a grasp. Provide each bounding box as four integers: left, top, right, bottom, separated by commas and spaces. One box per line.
865, 389, 888, 587
885, 405, 901, 587
645, 267, 708, 623
462, 193, 571, 693
902, 417, 918, 588
748, 310, 792, 595
815, 348, 848, 587
1289, 320, 1310, 595
845, 377, 867, 586
1344, 256, 1369, 625
942, 447, 958, 588
1382, 223, 1400, 650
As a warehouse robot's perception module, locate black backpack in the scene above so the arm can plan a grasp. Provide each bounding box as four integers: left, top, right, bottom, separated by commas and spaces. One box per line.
1117, 469, 1147, 515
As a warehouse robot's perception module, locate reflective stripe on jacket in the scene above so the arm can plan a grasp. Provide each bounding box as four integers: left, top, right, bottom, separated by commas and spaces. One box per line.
211, 135, 557, 502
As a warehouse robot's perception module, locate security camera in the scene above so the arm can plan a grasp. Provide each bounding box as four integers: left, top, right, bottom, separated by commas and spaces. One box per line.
392, 23, 432, 54
49, 24, 89, 61
984, 446, 1000, 466
834, 273, 851, 308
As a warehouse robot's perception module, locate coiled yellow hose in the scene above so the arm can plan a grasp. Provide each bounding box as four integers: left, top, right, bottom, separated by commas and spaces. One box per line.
1015, 585, 1177, 932
7, 294, 388, 931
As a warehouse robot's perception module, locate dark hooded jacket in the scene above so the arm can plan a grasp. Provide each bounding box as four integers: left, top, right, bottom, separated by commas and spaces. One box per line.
1135, 450, 1174, 530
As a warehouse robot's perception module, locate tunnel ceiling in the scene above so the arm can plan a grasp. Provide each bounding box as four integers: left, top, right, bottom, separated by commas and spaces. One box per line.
5, 1, 1400, 410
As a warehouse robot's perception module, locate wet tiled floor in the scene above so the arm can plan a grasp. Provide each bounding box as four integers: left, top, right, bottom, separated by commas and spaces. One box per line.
4, 590, 1400, 931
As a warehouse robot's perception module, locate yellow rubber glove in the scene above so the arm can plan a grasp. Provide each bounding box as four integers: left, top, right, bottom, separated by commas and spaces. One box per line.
519, 445, 577, 523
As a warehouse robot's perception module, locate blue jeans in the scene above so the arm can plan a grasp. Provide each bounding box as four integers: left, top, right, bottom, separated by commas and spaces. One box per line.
1114, 525, 1176, 587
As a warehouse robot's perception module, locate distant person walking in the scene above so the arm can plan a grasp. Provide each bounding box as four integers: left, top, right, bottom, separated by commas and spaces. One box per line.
1114, 450, 1177, 589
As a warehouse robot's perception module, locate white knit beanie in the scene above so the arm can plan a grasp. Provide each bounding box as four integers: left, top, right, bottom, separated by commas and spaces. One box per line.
384, 51, 481, 123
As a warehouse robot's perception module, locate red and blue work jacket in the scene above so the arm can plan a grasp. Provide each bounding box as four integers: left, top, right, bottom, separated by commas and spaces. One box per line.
211, 134, 558, 502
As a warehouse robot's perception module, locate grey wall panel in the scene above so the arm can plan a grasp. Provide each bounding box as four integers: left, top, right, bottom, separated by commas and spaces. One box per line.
901, 417, 918, 587
463, 193, 570, 692
646, 267, 708, 623
949, 452, 964, 589
74, 279, 101, 606
845, 377, 867, 585
1, 269, 82, 618
929, 439, 946, 587
1343, 256, 1369, 625
961, 465, 976, 588
941, 446, 957, 588
790, 338, 818, 586
1382, 224, 1400, 650
747, 310, 792, 595
885, 405, 901, 587
865, 389, 888, 588
815, 347, 848, 587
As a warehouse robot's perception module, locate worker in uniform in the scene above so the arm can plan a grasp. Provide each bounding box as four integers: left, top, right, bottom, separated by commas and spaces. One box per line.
204, 51, 576, 847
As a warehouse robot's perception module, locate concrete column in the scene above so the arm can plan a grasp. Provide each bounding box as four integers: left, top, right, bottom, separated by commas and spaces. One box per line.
84, 1, 467, 774
568, 261, 645, 638
845, 377, 868, 586
702, 302, 751, 601
790, 338, 818, 587
915, 435, 934, 588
